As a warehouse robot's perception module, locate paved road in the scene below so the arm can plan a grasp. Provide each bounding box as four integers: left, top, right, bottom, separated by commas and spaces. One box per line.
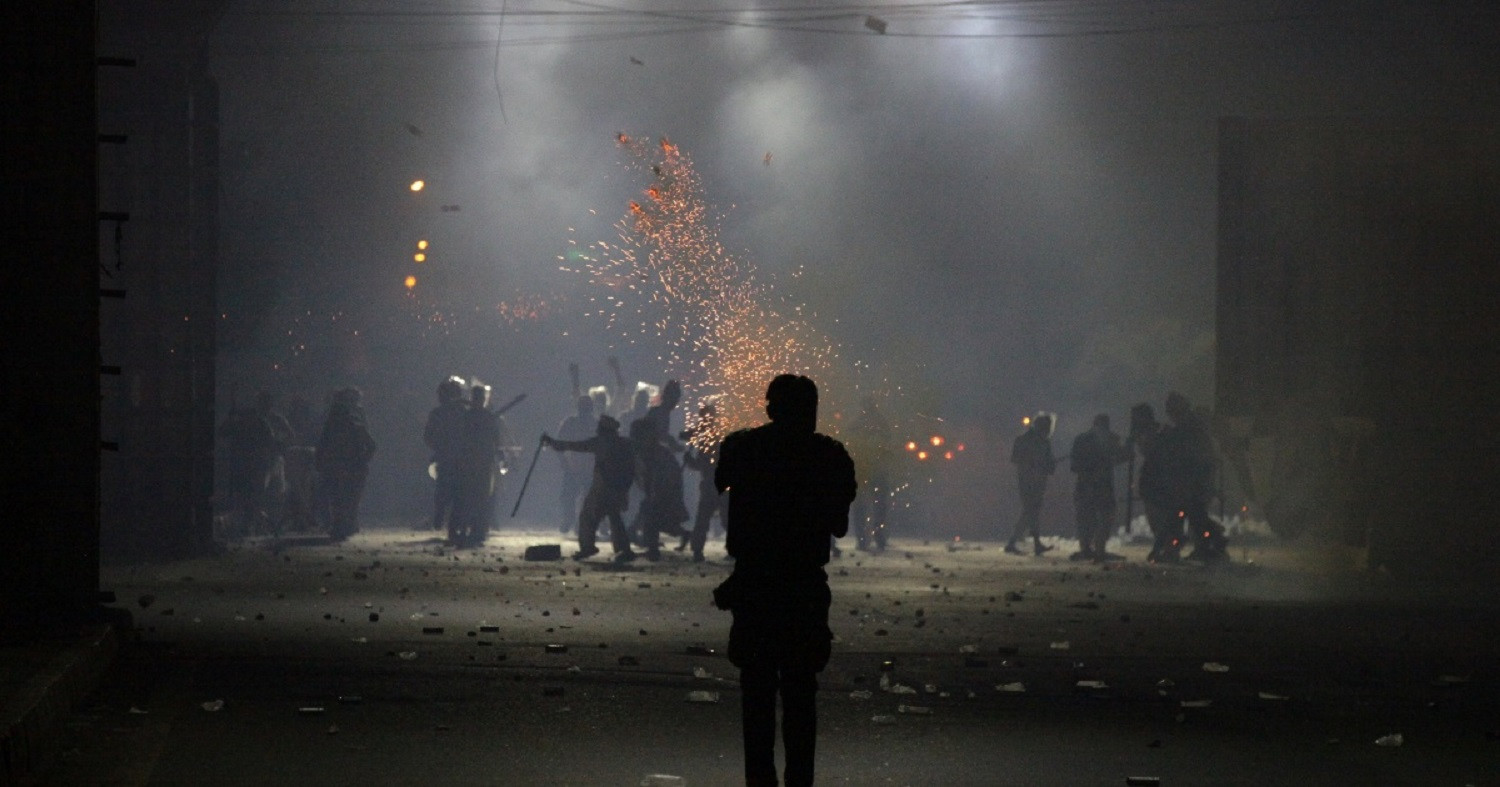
41, 527, 1500, 786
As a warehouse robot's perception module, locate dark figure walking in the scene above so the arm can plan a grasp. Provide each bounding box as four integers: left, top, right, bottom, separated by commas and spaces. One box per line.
316, 387, 376, 541
1006, 413, 1057, 555
714, 375, 857, 787
631, 417, 689, 561
1131, 403, 1181, 563
680, 403, 725, 562
424, 377, 468, 534
1069, 414, 1129, 561
219, 391, 295, 535
543, 415, 638, 561
452, 384, 501, 548
555, 394, 596, 534
1160, 392, 1228, 562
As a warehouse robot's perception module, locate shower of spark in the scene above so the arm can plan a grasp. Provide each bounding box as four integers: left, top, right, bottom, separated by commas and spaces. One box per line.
567, 134, 838, 448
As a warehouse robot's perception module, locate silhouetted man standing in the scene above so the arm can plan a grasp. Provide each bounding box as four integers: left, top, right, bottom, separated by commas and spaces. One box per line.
1007, 412, 1057, 556
714, 374, 856, 787
316, 387, 376, 542
1069, 413, 1128, 561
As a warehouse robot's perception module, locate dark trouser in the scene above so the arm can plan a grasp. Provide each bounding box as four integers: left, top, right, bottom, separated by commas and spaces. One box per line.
433, 464, 459, 533
1010, 490, 1046, 544
323, 468, 368, 540
729, 580, 832, 787
740, 662, 818, 787
558, 470, 587, 533
1074, 478, 1115, 555
688, 490, 723, 555
1144, 500, 1183, 560
1182, 497, 1226, 554
577, 491, 629, 554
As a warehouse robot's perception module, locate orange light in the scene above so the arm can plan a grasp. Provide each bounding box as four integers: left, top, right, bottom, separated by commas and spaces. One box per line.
417, 240, 429, 250
414, 253, 426, 263
930, 435, 943, 447
1177, 511, 1185, 518
905, 441, 917, 451
943, 451, 954, 460
1022, 416, 1031, 426
404, 275, 417, 289
917, 451, 929, 461
616, 132, 630, 144
409, 180, 425, 192
956, 443, 966, 452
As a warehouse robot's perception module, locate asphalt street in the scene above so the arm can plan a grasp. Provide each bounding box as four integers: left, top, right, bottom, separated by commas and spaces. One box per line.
39, 524, 1500, 786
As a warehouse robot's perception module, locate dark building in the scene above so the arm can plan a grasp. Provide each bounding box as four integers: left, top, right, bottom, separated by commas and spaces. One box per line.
1216, 116, 1500, 573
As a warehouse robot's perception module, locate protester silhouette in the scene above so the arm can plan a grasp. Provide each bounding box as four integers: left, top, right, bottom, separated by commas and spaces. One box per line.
713, 374, 857, 787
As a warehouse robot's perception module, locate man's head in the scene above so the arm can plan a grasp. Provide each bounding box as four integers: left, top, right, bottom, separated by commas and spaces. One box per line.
596, 414, 620, 435
1030, 412, 1054, 437
335, 387, 362, 407
470, 384, 491, 409
765, 374, 818, 430
438, 376, 465, 404
1165, 391, 1191, 423
1092, 413, 1110, 431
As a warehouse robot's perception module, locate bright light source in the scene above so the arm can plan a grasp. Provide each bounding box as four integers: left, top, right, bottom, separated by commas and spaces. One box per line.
905, 441, 917, 452
943, 451, 954, 460
417, 240, 429, 250
410, 180, 425, 192
404, 275, 417, 289
916, 451, 929, 461
930, 435, 944, 447
414, 253, 426, 263
1022, 416, 1031, 426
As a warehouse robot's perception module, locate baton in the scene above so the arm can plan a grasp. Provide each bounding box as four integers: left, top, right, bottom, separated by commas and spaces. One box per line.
510, 433, 546, 518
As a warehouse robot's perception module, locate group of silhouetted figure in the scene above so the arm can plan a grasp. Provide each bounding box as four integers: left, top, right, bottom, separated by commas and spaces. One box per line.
1008, 390, 1229, 564
217, 388, 376, 542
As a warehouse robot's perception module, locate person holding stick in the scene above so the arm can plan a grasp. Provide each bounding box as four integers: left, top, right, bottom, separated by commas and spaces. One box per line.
541, 415, 638, 562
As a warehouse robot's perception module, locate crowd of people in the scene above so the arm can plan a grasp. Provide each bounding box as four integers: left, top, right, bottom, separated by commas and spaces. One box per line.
217, 388, 375, 542
1008, 390, 1230, 564
539, 357, 725, 563
216, 362, 1230, 571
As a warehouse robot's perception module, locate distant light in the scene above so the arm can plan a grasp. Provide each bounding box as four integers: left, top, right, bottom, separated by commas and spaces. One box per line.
417, 240, 429, 250
905, 441, 918, 452
404, 275, 417, 289
410, 180, 425, 192
943, 451, 954, 460
956, 443, 966, 452
916, 451, 929, 461
930, 435, 944, 447
1022, 416, 1031, 426
414, 253, 426, 263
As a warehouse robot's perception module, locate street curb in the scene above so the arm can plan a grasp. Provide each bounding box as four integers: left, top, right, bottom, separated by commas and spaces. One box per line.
0, 625, 119, 786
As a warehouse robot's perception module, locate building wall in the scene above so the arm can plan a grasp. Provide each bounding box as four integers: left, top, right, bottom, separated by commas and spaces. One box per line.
1216, 116, 1500, 572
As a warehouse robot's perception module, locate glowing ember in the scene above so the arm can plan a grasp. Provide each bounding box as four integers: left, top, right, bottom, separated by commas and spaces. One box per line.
569, 134, 838, 449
